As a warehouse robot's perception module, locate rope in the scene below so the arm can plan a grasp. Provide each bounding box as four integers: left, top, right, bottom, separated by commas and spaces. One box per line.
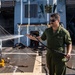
0, 25, 14, 43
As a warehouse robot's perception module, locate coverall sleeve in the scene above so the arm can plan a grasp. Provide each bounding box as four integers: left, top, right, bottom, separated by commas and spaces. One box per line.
41, 30, 47, 41
65, 31, 72, 45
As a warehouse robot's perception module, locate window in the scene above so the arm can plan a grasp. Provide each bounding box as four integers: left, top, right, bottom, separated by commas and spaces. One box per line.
25, 4, 38, 18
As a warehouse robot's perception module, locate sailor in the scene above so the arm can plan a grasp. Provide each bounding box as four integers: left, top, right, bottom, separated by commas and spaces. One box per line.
26, 13, 72, 75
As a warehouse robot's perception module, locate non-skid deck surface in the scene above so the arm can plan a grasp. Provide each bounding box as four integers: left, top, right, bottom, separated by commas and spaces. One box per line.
0, 46, 75, 75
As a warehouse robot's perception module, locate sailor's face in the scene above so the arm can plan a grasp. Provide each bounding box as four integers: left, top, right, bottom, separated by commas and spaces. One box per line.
50, 17, 59, 26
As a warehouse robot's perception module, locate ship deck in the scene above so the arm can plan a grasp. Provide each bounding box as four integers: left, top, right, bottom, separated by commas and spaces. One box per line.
0, 46, 75, 75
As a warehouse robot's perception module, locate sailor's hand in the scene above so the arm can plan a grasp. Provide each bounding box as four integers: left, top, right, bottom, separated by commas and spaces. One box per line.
26, 34, 31, 37
26, 34, 37, 41
66, 53, 71, 59
26, 34, 33, 39
62, 53, 71, 62
26, 34, 41, 41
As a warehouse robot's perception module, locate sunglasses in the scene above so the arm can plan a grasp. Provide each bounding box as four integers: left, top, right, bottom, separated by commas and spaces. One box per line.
50, 19, 56, 22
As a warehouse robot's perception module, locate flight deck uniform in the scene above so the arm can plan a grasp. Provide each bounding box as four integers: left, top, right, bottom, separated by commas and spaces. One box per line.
41, 25, 72, 75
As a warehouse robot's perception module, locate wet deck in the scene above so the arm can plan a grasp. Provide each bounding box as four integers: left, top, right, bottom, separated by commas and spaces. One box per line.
0, 46, 75, 75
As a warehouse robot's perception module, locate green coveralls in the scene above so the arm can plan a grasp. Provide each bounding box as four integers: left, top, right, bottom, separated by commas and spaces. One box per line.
41, 25, 72, 75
